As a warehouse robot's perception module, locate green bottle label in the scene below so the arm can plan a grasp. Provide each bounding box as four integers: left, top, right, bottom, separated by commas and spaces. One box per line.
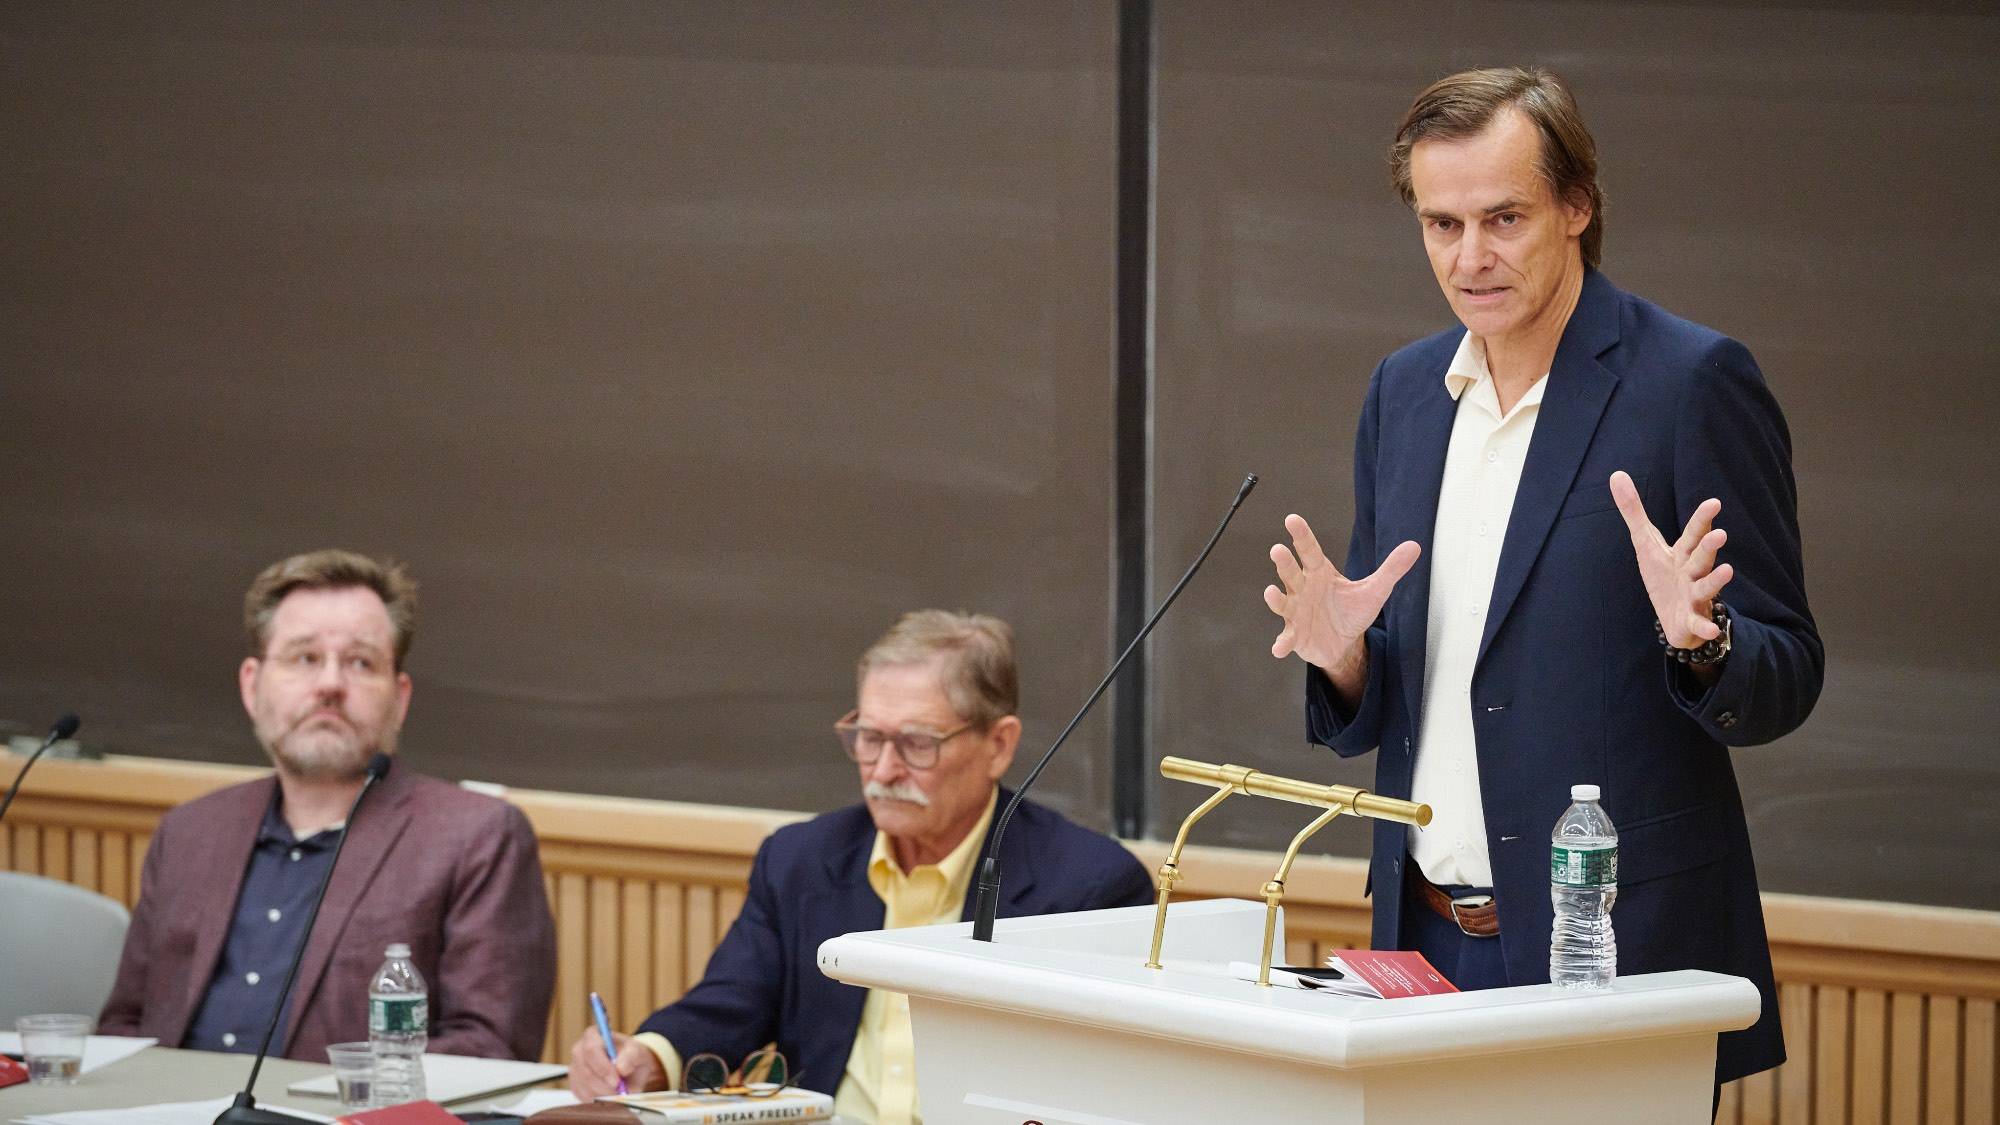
370, 995, 427, 1035
1551, 844, 1618, 887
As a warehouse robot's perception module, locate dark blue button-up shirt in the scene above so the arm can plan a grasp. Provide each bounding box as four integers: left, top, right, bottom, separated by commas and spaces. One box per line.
183, 796, 343, 1053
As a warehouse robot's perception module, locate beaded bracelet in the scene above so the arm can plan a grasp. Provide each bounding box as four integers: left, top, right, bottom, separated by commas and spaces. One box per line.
1655, 601, 1731, 665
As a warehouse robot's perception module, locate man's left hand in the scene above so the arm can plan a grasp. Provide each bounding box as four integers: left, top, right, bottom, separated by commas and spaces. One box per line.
1609, 470, 1733, 649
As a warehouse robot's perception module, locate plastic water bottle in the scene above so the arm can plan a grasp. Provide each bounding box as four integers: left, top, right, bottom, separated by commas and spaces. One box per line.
368, 943, 428, 1105
1549, 784, 1618, 989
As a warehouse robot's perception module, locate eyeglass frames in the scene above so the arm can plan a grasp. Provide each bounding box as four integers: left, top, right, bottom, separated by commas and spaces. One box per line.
832, 708, 978, 770
681, 1047, 798, 1098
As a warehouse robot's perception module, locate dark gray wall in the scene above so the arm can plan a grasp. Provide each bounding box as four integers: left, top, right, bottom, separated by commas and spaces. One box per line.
3, 3, 1995, 908
1147, 1, 2000, 909
0, 3, 1122, 825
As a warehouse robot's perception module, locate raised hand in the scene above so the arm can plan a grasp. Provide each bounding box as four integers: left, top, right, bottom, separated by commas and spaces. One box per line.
1264, 514, 1420, 684
1610, 471, 1734, 648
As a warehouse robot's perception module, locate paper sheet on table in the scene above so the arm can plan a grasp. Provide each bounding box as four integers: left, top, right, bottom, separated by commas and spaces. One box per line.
286, 1054, 566, 1104
492, 1090, 581, 1116
19, 1096, 330, 1125
0, 1033, 158, 1074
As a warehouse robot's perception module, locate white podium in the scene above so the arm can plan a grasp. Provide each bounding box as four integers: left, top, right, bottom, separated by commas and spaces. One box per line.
818, 899, 1757, 1124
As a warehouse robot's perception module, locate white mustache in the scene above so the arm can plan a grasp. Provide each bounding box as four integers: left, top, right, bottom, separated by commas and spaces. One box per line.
864, 781, 930, 807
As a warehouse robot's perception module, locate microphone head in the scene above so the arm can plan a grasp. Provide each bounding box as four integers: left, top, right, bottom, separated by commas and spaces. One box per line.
1234, 473, 1259, 505
49, 713, 80, 741
366, 753, 392, 780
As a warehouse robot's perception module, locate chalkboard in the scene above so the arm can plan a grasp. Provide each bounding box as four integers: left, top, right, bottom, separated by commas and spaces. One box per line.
0, 3, 1125, 829
3, 3, 1995, 910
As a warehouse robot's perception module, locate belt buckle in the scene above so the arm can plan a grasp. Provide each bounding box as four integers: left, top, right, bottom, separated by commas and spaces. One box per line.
1449, 893, 1494, 937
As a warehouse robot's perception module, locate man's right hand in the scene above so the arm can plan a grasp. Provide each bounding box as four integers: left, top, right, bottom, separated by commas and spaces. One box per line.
1265, 514, 1420, 700
568, 1027, 668, 1099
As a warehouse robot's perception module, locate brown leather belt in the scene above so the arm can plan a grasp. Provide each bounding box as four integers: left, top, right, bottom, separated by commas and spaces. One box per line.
1415, 872, 1500, 937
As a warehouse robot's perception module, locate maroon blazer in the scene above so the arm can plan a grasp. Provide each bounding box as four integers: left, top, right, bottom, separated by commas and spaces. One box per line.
98, 765, 556, 1061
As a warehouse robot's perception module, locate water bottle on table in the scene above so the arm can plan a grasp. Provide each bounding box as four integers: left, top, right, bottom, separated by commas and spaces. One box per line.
368, 942, 429, 1105
1550, 784, 1618, 989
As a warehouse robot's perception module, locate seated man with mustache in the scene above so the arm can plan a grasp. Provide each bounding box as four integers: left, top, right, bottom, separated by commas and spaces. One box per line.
568, 610, 1152, 1125
99, 550, 556, 1061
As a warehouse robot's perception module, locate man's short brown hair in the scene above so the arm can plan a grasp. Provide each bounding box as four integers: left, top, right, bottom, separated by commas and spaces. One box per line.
1389, 66, 1606, 268
244, 549, 418, 670
857, 610, 1018, 729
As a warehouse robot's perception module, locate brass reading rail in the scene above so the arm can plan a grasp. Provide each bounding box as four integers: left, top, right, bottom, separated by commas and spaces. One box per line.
1147, 757, 1432, 984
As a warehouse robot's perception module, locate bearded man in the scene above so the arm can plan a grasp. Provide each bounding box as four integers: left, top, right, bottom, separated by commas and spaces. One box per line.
98, 550, 556, 1061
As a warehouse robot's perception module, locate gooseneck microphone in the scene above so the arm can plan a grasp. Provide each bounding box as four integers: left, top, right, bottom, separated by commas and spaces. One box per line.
971, 474, 1257, 942
0, 713, 82, 827
216, 752, 394, 1125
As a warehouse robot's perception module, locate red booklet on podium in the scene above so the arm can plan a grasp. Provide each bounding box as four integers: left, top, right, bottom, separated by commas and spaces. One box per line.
1324, 950, 1460, 998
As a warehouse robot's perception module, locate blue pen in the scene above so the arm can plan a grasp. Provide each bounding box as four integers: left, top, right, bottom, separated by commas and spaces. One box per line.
588, 991, 629, 1095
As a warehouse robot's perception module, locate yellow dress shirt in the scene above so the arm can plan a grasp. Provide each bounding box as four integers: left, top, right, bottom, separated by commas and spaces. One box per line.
833, 789, 994, 1125
635, 790, 996, 1125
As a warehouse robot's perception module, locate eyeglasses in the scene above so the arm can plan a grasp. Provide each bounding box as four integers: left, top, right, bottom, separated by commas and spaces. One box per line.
833, 709, 977, 770
682, 1047, 798, 1098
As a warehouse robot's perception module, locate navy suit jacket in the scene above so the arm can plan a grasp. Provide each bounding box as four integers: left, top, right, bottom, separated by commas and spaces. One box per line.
1307, 269, 1822, 1083
635, 789, 1152, 1094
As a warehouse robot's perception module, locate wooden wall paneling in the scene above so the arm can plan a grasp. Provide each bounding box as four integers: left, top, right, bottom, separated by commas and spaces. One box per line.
718, 886, 744, 945
1891, 991, 1927, 1121
554, 872, 588, 1068
1779, 981, 1815, 1123
1715, 1079, 1741, 1124
1816, 985, 1851, 1125
1966, 998, 1996, 1125
127, 832, 149, 906
619, 880, 653, 1033
654, 884, 685, 1011
102, 829, 130, 909
684, 887, 714, 987
587, 876, 621, 1042
10, 755, 2000, 1090
1928, 995, 1962, 1125
15, 824, 39, 874
72, 829, 100, 895
43, 825, 69, 880
1284, 933, 1313, 969
541, 871, 560, 1062
1851, 988, 1888, 1125
1740, 1066, 1777, 1125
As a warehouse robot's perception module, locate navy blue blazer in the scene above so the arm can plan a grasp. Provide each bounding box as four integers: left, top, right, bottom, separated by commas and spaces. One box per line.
1306, 269, 1822, 1083
635, 789, 1153, 1094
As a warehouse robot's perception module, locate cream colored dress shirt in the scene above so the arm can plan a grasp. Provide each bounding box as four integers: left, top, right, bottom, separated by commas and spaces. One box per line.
1409, 332, 1547, 889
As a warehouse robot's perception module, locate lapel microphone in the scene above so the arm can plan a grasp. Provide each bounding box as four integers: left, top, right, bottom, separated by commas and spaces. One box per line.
215, 752, 393, 1125
971, 474, 1257, 942
0, 713, 82, 827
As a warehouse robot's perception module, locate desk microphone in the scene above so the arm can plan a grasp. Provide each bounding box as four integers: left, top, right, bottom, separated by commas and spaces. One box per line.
215, 752, 393, 1125
0, 713, 81, 827
971, 474, 1257, 942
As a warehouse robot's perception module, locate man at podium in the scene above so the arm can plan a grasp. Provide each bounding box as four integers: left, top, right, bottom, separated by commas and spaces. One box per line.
569, 610, 1152, 1122
1263, 67, 1821, 1088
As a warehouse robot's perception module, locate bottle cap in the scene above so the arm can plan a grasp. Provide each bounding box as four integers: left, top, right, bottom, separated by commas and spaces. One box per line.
1571, 784, 1601, 802
385, 942, 412, 959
